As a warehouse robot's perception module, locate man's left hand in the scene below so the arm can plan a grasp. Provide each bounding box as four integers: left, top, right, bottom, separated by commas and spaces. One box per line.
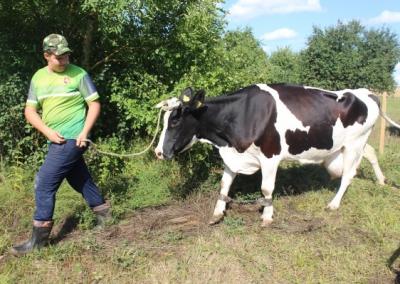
76, 132, 88, 148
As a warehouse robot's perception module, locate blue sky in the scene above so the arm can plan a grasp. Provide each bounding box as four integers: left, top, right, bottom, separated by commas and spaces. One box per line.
221, 0, 400, 85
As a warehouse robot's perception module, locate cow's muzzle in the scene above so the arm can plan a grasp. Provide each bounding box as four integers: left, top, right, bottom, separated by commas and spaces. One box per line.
155, 149, 174, 160
155, 148, 164, 160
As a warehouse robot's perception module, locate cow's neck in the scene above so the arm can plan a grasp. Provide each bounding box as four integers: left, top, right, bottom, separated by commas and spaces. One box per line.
196, 95, 243, 149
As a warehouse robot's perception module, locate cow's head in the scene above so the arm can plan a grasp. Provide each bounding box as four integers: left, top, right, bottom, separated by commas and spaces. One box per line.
155, 87, 205, 159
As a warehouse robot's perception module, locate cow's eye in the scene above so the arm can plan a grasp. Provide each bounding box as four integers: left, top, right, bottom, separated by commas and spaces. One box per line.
169, 108, 182, 127
170, 117, 180, 127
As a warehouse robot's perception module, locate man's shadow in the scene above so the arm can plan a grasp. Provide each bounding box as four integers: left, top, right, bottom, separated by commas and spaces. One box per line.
50, 214, 80, 244
388, 245, 400, 283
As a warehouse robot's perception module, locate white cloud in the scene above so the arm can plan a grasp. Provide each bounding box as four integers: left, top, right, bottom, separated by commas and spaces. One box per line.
261, 28, 297, 40
229, 0, 322, 20
369, 10, 400, 24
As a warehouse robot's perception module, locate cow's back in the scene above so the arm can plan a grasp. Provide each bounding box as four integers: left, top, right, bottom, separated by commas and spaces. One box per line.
257, 84, 380, 161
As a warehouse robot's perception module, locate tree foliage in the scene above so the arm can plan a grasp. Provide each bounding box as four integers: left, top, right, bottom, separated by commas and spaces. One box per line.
300, 20, 400, 91
174, 28, 270, 97
268, 47, 301, 84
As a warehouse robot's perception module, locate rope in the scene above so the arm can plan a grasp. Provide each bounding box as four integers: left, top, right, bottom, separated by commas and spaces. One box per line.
83, 109, 163, 158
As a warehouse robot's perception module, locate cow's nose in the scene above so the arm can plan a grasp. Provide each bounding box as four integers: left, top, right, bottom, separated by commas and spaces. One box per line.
155, 148, 164, 160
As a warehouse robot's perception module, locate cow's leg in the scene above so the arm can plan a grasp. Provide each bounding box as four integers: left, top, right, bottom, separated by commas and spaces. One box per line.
209, 166, 236, 225
363, 143, 385, 185
259, 160, 280, 227
327, 145, 364, 210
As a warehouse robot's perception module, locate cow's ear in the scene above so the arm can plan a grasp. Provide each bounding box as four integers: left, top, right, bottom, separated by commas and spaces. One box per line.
180, 87, 194, 104
190, 89, 205, 109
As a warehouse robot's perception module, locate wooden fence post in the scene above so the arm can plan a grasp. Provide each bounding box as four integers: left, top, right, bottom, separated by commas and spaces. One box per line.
379, 92, 387, 155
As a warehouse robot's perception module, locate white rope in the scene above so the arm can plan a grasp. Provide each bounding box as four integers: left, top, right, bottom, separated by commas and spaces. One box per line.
84, 109, 163, 158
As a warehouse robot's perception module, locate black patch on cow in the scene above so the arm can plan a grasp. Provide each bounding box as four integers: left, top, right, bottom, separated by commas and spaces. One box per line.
322, 92, 338, 100
269, 84, 368, 155
253, 89, 281, 158
285, 127, 334, 155
270, 84, 338, 154
198, 85, 281, 157
338, 92, 368, 127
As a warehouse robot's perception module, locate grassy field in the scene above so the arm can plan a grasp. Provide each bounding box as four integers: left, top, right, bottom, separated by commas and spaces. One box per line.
0, 97, 399, 283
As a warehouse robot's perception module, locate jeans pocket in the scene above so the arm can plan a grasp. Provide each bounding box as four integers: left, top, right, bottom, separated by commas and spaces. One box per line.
49, 142, 66, 153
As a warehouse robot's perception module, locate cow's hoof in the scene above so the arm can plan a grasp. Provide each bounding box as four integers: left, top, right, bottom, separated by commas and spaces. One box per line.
326, 203, 339, 210
208, 214, 224, 225
377, 179, 386, 186
261, 219, 273, 227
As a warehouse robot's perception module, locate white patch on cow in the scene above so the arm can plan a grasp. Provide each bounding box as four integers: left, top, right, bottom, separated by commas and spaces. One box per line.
323, 150, 344, 179
219, 144, 261, 175
155, 110, 172, 159
212, 167, 236, 221
155, 97, 181, 111
199, 138, 217, 147
257, 84, 310, 146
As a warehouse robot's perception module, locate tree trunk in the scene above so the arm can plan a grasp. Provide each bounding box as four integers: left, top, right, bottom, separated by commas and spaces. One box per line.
82, 16, 95, 70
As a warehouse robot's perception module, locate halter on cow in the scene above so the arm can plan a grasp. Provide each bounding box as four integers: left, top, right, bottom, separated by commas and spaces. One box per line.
155, 84, 397, 226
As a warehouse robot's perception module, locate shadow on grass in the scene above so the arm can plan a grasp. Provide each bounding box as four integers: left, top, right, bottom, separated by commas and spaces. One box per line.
168, 148, 220, 199
169, 160, 212, 199
165, 151, 384, 201
388, 245, 400, 283
50, 175, 137, 243
103, 175, 138, 198
388, 126, 400, 137
51, 214, 80, 245
228, 163, 338, 199
169, 158, 341, 200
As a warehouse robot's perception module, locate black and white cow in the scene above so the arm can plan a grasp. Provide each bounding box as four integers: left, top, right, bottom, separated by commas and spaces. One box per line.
155, 84, 398, 226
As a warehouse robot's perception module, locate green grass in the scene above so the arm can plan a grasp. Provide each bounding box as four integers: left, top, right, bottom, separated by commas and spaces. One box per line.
0, 98, 399, 283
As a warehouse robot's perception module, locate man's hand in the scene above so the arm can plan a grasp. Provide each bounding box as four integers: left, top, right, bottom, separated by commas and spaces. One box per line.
25, 106, 65, 144
46, 129, 65, 144
76, 100, 100, 148
76, 132, 88, 148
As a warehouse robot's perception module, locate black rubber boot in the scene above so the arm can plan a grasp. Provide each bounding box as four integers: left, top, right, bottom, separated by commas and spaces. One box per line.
93, 202, 112, 228
10, 225, 52, 256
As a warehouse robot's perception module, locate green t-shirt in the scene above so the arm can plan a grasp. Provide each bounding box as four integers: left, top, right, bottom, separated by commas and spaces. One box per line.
26, 64, 99, 139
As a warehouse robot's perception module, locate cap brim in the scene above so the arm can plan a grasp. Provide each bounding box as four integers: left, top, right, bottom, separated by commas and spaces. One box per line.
54, 47, 72, 56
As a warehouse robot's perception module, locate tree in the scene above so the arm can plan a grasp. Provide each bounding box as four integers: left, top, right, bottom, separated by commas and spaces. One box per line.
300, 20, 400, 92
173, 28, 270, 97
268, 47, 301, 84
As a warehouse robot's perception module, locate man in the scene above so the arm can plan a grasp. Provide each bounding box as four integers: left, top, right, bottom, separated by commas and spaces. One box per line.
11, 34, 111, 256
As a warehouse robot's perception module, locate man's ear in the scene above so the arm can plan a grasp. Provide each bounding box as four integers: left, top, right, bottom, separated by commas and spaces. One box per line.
43, 52, 53, 62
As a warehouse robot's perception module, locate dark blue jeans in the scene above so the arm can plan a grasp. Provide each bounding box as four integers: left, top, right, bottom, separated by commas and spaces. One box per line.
34, 139, 105, 221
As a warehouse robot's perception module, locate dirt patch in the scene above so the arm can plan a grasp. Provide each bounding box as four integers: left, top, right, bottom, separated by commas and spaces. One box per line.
270, 215, 326, 234
52, 192, 335, 250
51, 192, 218, 249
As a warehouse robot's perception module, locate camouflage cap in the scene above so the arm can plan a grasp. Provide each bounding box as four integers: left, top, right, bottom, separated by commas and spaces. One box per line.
43, 34, 72, 55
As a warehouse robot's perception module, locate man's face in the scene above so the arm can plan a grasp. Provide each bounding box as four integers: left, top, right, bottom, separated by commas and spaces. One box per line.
44, 52, 70, 72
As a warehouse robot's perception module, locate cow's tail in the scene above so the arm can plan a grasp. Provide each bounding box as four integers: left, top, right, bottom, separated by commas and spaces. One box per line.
380, 110, 400, 129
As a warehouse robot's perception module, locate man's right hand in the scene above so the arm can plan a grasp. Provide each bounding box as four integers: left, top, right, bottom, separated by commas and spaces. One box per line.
46, 129, 65, 144
25, 106, 65, 144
